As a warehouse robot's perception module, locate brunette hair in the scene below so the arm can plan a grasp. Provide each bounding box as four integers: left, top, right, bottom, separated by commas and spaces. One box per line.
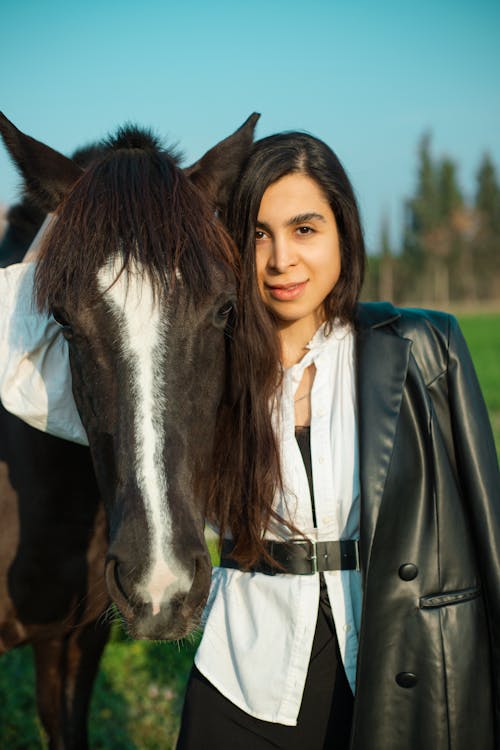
208, 132, 367, 566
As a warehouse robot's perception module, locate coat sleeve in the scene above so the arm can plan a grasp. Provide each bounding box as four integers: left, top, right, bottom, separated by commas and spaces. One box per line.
446, 314, 500, 734
0, 262, 89, 445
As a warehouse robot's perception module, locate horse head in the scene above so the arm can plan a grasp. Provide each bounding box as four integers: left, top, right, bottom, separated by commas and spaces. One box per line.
0, 112, 259, 639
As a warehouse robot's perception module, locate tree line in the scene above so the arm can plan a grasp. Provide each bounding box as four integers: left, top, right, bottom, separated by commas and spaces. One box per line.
363, 135, 500, 307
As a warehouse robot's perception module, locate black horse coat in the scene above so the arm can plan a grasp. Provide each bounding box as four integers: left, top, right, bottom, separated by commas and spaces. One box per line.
351, 302, 500, 749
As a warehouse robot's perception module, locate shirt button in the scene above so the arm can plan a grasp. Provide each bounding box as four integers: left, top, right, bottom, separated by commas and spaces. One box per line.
322, 515, 333, 525
343, 623, 351, 633
318, 457, 325, 464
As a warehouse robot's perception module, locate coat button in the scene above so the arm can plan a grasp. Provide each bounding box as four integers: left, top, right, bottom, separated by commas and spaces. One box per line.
396, 672, 418, 688
399, 563, 418, 581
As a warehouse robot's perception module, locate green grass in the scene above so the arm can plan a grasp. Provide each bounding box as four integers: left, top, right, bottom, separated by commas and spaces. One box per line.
0, 648, 43, 748
88, 631, 200, 749
457, 312, 500, 458
0, 549, 220, 749
0, 630, 200, 750
0, 314, 498, 749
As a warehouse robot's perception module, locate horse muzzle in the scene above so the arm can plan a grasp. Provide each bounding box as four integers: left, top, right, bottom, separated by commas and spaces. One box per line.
104, 549, 212, 640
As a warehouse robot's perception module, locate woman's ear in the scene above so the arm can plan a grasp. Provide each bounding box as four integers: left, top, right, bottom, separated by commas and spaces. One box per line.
184, 112, 260, 215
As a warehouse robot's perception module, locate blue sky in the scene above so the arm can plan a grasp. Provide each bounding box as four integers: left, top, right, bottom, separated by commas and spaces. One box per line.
1, 0, 499, 251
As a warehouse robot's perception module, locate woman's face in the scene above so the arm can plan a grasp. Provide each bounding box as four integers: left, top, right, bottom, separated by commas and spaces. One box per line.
255, 172, 341, 337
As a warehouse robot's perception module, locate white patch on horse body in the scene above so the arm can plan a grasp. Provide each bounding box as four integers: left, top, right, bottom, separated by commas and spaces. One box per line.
98, 256, 191, 616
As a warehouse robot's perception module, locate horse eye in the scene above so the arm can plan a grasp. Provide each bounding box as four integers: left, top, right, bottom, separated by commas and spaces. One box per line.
213, 299, 236, 329
218, 301, 233, 318
52, 308, 67, 326
51, 308, 73, 338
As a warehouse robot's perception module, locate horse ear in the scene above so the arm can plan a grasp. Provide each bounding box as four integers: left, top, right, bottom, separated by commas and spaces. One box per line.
185, 112, 260, 213
0, 112, 83, 212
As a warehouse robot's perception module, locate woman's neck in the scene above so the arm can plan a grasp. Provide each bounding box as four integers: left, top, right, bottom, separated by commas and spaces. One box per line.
278, 315, 324, 368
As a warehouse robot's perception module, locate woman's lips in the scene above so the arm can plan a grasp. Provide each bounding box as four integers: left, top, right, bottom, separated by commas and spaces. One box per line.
265, 281, 308, 301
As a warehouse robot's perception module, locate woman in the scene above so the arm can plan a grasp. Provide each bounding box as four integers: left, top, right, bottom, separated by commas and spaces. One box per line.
1, 130, 499, 750
177, 133, 500, 750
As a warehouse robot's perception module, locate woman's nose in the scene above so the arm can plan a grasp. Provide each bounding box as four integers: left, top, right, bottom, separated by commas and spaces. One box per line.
268, 237, 297, 273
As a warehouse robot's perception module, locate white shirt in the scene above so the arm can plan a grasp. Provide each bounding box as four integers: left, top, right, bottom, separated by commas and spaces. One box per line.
195, 323, 362, 725
0, 262, 87, 445
0, 263, 362, 726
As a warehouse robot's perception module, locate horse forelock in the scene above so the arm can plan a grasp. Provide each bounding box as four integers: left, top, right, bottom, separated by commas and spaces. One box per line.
103, 125, 172, 156
33, 130, 238, 313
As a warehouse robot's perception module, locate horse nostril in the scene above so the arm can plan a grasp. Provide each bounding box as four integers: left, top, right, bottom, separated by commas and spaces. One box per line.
112, 561, 128, 598
105, 556, 135, 621
184, 549, 212, 609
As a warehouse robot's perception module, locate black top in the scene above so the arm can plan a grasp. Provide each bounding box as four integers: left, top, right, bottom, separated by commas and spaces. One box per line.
294, 425, 330, 601
295, 425, 317, 528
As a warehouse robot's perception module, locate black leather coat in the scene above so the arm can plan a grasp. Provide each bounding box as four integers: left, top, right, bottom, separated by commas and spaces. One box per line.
351, 303, 500, 750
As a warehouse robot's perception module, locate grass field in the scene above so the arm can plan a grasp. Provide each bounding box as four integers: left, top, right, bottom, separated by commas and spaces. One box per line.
457, 313, 500, 458
0, 312, 499, 749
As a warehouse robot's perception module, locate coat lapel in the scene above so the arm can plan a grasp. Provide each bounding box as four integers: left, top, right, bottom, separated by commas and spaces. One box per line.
355, 303, 412, 574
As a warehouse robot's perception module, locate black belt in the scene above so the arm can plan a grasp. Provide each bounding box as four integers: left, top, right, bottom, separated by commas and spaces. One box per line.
220, 539, 360, 576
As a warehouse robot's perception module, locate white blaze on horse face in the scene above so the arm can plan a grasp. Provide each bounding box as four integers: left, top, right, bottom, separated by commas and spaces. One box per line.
98, 256, 191, 616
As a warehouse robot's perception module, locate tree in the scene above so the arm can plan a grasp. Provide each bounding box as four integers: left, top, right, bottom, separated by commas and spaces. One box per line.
378, 213, 394, 301
474, 153, 500, 298
403, 133, 439, 263
438, 158, 463, 219
476, 153, 500, 231
373, 137, 499, 306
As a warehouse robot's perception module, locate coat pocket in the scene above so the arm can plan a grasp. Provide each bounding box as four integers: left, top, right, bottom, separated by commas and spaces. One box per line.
419, 586, 480, 609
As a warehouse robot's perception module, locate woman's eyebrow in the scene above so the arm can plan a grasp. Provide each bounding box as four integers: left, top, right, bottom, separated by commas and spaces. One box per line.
256, 212, 326, 232
286, 212, 326, 226
256, 219, 272, 232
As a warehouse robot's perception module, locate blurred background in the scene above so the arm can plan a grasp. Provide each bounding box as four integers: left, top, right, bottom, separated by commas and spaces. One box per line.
1, 0, 499, 307
0, 0, 499, 747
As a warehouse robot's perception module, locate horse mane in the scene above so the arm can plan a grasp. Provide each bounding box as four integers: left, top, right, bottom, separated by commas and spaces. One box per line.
71, 141, 108, 169
34, 126, 237, 311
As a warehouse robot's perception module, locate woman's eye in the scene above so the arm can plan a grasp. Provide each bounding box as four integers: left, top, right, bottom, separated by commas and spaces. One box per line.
255, 229, 267, 241
297, 226, 314, 236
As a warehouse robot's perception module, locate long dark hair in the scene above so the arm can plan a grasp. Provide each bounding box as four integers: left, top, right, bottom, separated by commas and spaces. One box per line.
228, 131, 366, 330
208, 132, 367, 565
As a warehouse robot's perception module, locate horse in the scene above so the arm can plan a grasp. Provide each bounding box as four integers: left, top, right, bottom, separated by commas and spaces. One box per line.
0, 142, 111, 750
0, 111, 259, 746
0, 197, 45, 266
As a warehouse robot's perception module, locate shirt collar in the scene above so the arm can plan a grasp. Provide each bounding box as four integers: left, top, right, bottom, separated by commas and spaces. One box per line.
286, 320, 352, 384
305, 320, 352, 353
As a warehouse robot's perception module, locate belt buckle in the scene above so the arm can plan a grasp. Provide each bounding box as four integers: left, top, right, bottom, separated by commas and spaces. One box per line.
290, 538, 318, 574
306, 539, 318, 574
